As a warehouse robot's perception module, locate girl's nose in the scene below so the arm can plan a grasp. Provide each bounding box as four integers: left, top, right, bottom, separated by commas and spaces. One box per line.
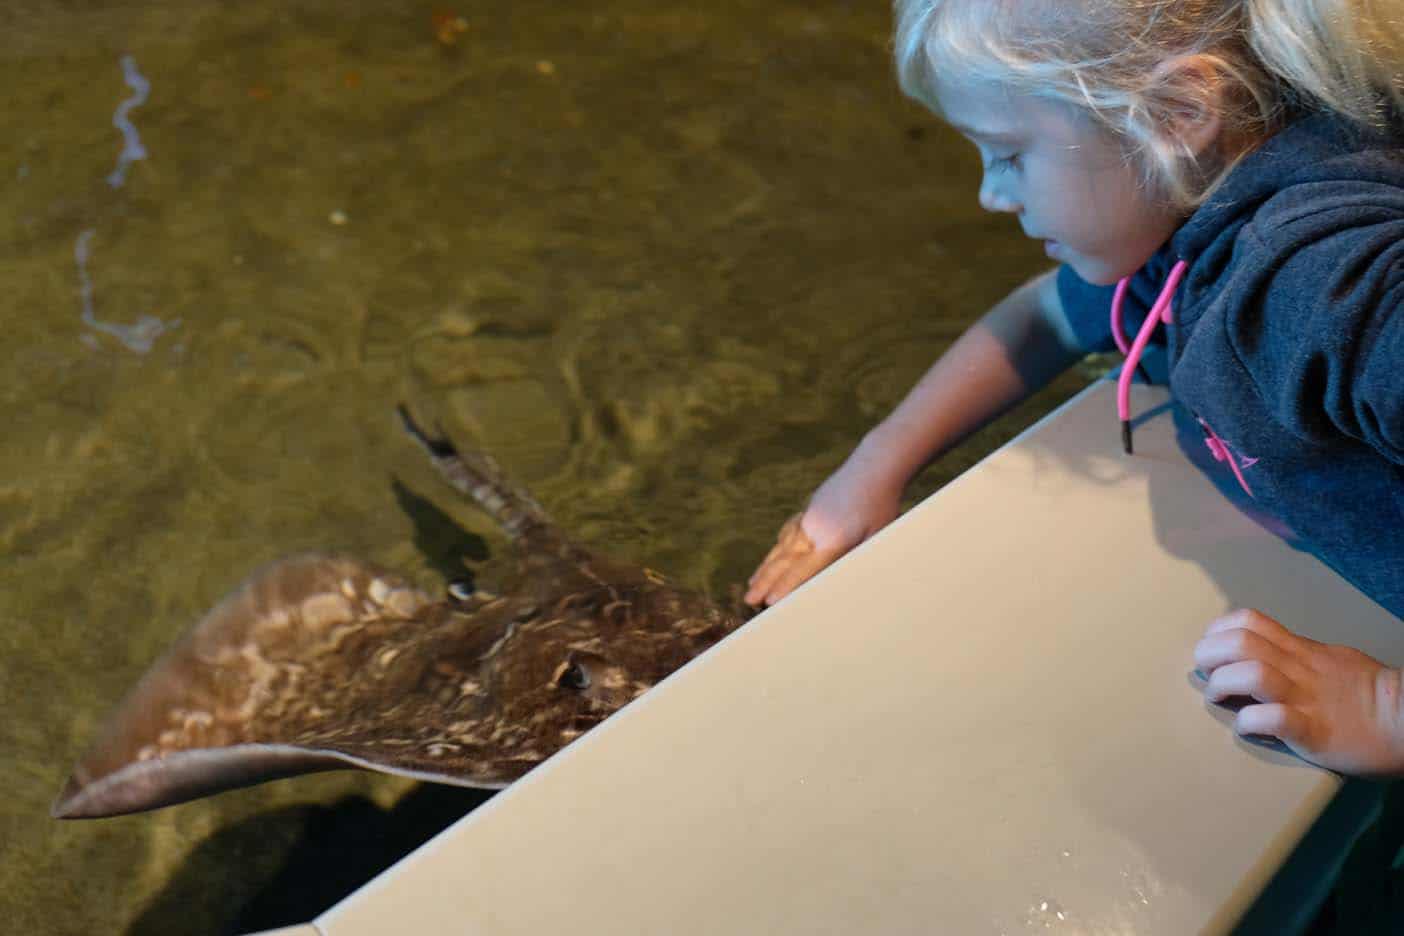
979, 176, 1019, 214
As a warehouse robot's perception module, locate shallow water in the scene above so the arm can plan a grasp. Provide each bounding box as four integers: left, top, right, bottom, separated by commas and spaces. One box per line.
2, 3, 1088, 932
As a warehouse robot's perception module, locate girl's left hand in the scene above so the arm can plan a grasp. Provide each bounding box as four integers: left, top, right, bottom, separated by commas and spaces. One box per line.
1194, 609, 1404, 776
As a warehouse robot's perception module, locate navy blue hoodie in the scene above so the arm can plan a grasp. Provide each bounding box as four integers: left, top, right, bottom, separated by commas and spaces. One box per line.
1058, 110, 1404, 618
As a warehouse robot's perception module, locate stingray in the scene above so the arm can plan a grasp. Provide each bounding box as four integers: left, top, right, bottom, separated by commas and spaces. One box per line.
53, 410, 747, 819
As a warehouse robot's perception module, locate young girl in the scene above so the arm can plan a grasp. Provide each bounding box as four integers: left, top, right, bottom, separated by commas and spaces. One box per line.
747, 0, 1404, 777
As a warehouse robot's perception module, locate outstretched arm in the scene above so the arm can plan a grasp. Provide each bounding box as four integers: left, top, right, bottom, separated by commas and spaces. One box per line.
746, 267, 1084, 606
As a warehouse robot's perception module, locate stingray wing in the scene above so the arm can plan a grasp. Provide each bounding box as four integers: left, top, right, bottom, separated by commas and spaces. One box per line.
50, 554, 503, 819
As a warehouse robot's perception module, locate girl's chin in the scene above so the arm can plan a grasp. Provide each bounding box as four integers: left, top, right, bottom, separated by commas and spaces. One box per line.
1065, 255, 1125, 287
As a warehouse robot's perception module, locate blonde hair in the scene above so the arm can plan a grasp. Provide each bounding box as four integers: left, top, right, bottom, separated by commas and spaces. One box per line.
895, 0, 1404, 208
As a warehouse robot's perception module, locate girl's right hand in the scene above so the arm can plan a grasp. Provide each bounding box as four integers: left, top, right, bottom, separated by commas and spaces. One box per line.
743, 458, 902, 608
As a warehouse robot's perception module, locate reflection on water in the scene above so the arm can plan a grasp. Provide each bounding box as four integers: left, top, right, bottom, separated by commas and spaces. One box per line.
107, 55, 151, 190
75, 53, 180, 356
1, 2, 1085, 932
77, 229, 180, 353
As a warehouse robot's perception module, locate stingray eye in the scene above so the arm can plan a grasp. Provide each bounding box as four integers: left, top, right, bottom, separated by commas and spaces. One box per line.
446, 579, 475, 604
555, 660, 591, 691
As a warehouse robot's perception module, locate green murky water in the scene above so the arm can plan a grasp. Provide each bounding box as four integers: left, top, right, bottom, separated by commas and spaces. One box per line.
1, 2, 1089, 932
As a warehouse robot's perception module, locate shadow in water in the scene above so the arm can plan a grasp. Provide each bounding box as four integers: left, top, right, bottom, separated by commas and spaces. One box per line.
128, 783, 496, 936
391, 476, 491, 587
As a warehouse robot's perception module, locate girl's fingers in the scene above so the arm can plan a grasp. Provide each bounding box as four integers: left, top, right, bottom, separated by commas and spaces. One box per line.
744, 562, 789, 607
1203, 608, 1292, 644
745, 515, 815, 605
1235, 703, 1313, 750
747, 515, 805, 583
1194, 626, 1293, 676
744, 559, 785, 605
748, 539, 846, 607
746, 554, 777, 593
1203, 659, 1294, 705
749, 516, 804, 579
763, 552, 832, 605
1202, 608, 1327, 656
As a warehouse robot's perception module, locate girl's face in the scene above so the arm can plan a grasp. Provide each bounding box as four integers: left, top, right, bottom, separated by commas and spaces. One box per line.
934, 80, 1186, 285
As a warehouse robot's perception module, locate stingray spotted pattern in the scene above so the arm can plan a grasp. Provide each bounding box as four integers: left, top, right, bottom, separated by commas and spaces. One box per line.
53, 411, 747, 819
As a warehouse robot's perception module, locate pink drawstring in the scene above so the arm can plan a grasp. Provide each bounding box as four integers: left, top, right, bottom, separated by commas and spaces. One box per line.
1111, 259, 1254, 498
1114, 260, 1188, 454
1110, 277, 1132, 355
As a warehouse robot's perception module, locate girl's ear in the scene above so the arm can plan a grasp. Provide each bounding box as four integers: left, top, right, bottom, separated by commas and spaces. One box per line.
1148, 54, 1227, 159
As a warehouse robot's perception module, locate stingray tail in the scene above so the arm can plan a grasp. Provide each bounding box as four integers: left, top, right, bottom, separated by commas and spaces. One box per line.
397, 406, 558, 544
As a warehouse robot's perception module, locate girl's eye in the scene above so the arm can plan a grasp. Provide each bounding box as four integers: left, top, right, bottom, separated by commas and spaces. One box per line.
985, 153, 1021, 173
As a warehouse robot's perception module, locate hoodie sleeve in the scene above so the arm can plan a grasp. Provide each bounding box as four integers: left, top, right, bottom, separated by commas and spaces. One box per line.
1237, 189, 1404, 464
